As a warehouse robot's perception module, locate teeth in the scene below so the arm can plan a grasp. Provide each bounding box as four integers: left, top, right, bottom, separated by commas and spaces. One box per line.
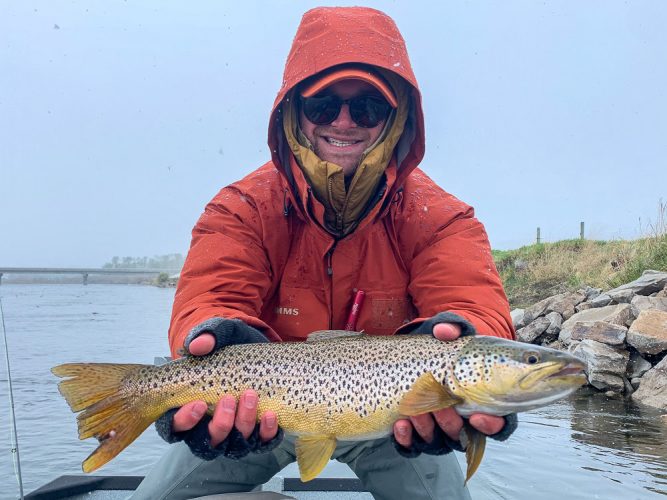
326, 138, 357, 147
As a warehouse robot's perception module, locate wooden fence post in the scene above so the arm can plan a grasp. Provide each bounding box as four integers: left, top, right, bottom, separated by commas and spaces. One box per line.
580, 221, 585, 240
536, 227, 541, 244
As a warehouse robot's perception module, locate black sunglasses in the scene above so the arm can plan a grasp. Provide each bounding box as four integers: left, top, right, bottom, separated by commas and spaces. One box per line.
300, 94, 392, 128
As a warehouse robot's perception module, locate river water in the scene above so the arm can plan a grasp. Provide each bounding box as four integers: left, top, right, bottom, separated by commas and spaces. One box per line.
0, 284, 665, 499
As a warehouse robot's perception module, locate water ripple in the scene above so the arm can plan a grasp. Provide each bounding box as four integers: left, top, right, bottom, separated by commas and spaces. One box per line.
1, 284, 666, 499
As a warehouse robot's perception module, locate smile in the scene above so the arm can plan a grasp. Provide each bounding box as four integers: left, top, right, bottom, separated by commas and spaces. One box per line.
324, 137, 361, 147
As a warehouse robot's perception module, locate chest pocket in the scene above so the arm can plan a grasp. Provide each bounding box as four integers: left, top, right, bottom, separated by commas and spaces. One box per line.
355, 290, 416, 335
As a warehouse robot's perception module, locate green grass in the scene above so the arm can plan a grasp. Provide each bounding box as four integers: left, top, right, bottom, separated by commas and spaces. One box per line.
493, 234, 667, 309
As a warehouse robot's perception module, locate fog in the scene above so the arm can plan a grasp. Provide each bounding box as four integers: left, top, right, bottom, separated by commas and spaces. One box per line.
1, 1, 665, 267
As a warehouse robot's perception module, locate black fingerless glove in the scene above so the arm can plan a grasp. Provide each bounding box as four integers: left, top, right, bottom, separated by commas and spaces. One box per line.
155, 408, 284, 461
391, 414, 518, 459
408, 312, 477, 337
155, 317, 283, 460
184, 317, 269, 352
391, 424, 464, 458
487, 413, 518, 442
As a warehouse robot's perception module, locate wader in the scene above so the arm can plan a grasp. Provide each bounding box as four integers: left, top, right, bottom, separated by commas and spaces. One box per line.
131, 436, 471, 500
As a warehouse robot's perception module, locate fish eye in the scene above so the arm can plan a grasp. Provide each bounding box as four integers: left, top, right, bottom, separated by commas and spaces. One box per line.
523, 352, 540, 364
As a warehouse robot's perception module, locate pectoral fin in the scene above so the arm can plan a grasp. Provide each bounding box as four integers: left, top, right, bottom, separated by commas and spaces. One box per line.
463, 425, 486, 484
398, 372, 463, 416
295, 435, 337, 482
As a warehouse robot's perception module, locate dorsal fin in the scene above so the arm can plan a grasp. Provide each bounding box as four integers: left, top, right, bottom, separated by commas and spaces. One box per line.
306, 330, 365, 342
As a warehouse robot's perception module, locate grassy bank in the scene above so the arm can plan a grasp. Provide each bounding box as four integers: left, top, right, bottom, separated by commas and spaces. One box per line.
493, 216, 667, 308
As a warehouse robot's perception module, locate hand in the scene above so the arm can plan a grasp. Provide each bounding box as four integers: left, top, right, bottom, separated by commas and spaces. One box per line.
183, 318, 269, 355
156, 319, 282, 459
172, 390, 279, 446
393, 322, 505, 448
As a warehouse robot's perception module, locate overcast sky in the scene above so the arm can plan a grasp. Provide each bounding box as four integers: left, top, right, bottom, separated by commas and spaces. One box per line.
1, 1, 665, 267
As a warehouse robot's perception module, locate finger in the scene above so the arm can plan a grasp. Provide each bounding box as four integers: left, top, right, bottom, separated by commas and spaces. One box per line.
432, 407, 464, 441
235, 390, 259, 439
469, 413, 505, 436
188, 333, 216, 356
172, 400, 207, 432
409, 413, 435, 443
209, 396, 237, 447
259, 411, 279, 443
393, 419, 413, 448
433, 323, 461, 341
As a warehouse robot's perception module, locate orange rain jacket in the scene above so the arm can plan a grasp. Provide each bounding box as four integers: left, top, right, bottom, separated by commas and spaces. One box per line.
168, 7, 514, 357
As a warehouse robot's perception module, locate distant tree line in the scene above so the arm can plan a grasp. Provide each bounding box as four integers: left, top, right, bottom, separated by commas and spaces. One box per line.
102, 253, 184, 270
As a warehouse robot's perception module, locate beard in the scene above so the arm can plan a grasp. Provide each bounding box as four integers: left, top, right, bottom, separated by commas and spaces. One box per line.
310, 126, 370, 177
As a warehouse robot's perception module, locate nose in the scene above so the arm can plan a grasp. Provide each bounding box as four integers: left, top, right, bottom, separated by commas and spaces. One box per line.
330, 104, 356, 129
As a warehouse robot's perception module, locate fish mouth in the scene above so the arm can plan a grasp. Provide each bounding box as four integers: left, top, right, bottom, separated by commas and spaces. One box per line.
547, 360, 587, 379
519, 360, 587, 390
543, 360, 588, 387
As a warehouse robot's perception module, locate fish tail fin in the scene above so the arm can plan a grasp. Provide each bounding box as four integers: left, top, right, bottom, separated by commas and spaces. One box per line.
52, 362, 158, 472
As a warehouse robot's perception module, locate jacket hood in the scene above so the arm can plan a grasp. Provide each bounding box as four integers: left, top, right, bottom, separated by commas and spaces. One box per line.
268, 7, 425, 218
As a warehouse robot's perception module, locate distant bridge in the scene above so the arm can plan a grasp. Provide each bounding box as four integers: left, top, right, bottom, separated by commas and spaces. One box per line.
0, 267, 181, 285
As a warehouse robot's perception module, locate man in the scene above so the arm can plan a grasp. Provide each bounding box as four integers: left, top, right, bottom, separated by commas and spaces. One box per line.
133, 6, 515, 500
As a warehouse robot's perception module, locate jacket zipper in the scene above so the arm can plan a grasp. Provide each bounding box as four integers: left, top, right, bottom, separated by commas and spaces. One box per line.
326, 242, 337, 329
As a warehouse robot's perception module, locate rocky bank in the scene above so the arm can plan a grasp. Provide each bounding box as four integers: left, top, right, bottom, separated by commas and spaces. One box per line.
511, 270, 667, 410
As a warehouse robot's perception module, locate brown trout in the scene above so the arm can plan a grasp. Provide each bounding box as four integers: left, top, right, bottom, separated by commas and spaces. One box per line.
52, 332, 586, 482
